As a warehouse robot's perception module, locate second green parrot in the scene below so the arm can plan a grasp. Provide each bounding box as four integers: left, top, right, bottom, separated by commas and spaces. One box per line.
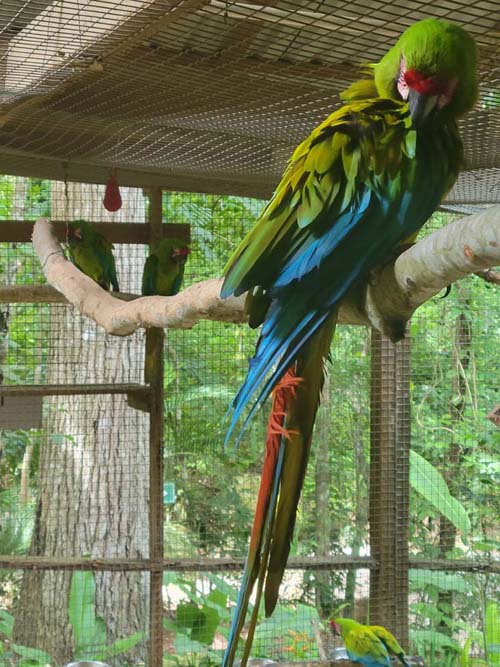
66, 219, 119, 292
141, 237, 190, 297
330, 618, 411, 667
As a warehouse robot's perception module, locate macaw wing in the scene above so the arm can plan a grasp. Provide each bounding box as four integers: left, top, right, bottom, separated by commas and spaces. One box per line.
221, 98, 417, 300
142, 254, 159, 296
223, 96, 460, 441
370, 626, 404, 656
347, 630, 391, 667
93, 235, 119, 292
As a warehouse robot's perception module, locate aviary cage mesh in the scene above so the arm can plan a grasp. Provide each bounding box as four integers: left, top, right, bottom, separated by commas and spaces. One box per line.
0, 0, 498, 665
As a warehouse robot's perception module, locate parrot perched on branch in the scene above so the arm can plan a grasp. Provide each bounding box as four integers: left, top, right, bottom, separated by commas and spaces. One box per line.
141, 237, 190, 297
66, 220, 119, 292
220, 17, 477, 667
330, 618, 411, 667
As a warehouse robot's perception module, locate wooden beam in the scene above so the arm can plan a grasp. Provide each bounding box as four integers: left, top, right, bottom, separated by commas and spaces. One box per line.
0, 383, 149, 397
147, 188, 165, 667
0, 220, 190, 244
0, 285, 142, 304
0, 555, 376, 572
369, 332, 410, 647
0, 553, 495, 574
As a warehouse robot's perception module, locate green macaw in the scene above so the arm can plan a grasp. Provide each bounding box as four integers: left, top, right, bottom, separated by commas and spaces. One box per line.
220, 18, 477, 667
66, 220, 119, 292
330, 618, 411, 667
141, 238, 190, 296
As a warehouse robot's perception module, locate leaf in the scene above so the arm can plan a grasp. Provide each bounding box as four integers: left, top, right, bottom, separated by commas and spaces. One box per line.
485, 602, 500, 666
409, 570, 469, 593
0, 610, 14, 638
460, 636, 472, 667
410, 630, 461, 652
93, 631, 144, 660
190, 605, 219, 645
176, 603, 204, 631
410, 450, 471, 534
12, 644, 54, 665
207, 589, 227, 610
68, 571, 106, 653
174, 635, 205, 655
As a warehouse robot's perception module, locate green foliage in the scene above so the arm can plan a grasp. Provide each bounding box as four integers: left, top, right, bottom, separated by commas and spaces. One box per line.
485, 602, 500, 666
410, 451, 471, 534
69, 571, 144, 660
252, 604, 320, 660
69, 571, 107, 657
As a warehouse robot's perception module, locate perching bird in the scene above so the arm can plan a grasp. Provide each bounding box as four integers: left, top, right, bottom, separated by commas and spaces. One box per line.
330, 618, 411, 667
141, 238, 190, 296
66, 220, 119, 292
220, 18, 477, 667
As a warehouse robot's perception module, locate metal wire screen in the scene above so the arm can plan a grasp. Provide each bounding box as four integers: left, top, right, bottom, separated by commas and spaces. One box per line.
0, 177, 499, 667
0, 0, 498, 204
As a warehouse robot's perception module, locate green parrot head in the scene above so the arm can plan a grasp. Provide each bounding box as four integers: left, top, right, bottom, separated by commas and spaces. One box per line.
157, 237, 190, 265
67, 219, 93, 243
329, 617, 359, 637
375, 19, 478, 124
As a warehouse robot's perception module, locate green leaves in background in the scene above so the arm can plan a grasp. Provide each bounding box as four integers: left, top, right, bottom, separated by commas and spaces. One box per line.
485, 602, 500, 666
409, 570, 469, 594
410, 450, 471, 534
69, 570, 106, 656
69, 571, 143, 660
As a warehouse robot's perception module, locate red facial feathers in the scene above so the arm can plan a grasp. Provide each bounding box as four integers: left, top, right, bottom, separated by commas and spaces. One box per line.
404, 69, 447, 96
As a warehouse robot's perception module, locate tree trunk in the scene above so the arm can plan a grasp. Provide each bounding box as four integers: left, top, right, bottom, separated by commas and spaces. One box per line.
437, 288, 471, 634
14, 183, 150, 665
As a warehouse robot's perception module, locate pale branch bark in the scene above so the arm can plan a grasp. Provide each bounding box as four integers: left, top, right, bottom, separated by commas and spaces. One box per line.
475, 268, 500, 285
33, 207, 500, 338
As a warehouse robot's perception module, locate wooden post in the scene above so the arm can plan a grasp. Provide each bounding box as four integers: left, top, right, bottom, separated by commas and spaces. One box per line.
147, 188, 165, 667
369, 331, 410, 647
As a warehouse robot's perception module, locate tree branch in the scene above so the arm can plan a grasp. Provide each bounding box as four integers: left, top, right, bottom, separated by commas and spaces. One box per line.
32, 207, 500, 338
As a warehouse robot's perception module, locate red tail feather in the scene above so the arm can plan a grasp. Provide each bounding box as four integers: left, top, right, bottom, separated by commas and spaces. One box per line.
249, 367, 302, 552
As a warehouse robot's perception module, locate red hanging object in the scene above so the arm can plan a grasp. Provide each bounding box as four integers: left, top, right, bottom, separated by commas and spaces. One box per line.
103, 172, 122, 212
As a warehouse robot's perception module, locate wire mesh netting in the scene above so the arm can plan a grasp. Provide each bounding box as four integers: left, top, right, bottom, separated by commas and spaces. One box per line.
0, 176, 499, 667
0, 0, 498, 203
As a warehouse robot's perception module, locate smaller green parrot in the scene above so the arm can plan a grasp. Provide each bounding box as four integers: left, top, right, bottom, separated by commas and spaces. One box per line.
141, 238, 190, 297
66, 220, 119, 292
330, 618, 411, 667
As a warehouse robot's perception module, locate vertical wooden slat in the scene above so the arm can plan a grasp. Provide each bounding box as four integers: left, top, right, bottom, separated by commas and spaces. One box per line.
369, 331, 410, 647
147, 188, 165, 667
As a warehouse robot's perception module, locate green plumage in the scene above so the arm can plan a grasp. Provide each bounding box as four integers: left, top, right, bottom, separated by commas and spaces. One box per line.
67, 220, 119, 292
331, 618, 411, 667
141, 238, 190, 296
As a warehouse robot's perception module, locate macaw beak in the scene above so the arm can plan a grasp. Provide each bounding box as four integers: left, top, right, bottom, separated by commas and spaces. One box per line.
408, 88, 438, 126
172, 248, 190, 264
68, 227, 82, 240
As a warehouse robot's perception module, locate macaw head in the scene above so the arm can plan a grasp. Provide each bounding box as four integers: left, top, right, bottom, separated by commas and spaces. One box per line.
157, 237, 191, 265
329, 617, 360, 638
375, 19, 478, 125
67, 220, 90, 242
329, 619, 342, 636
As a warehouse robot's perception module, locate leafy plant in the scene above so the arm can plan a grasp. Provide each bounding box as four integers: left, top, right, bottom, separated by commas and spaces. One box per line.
0, 572, 144, 666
